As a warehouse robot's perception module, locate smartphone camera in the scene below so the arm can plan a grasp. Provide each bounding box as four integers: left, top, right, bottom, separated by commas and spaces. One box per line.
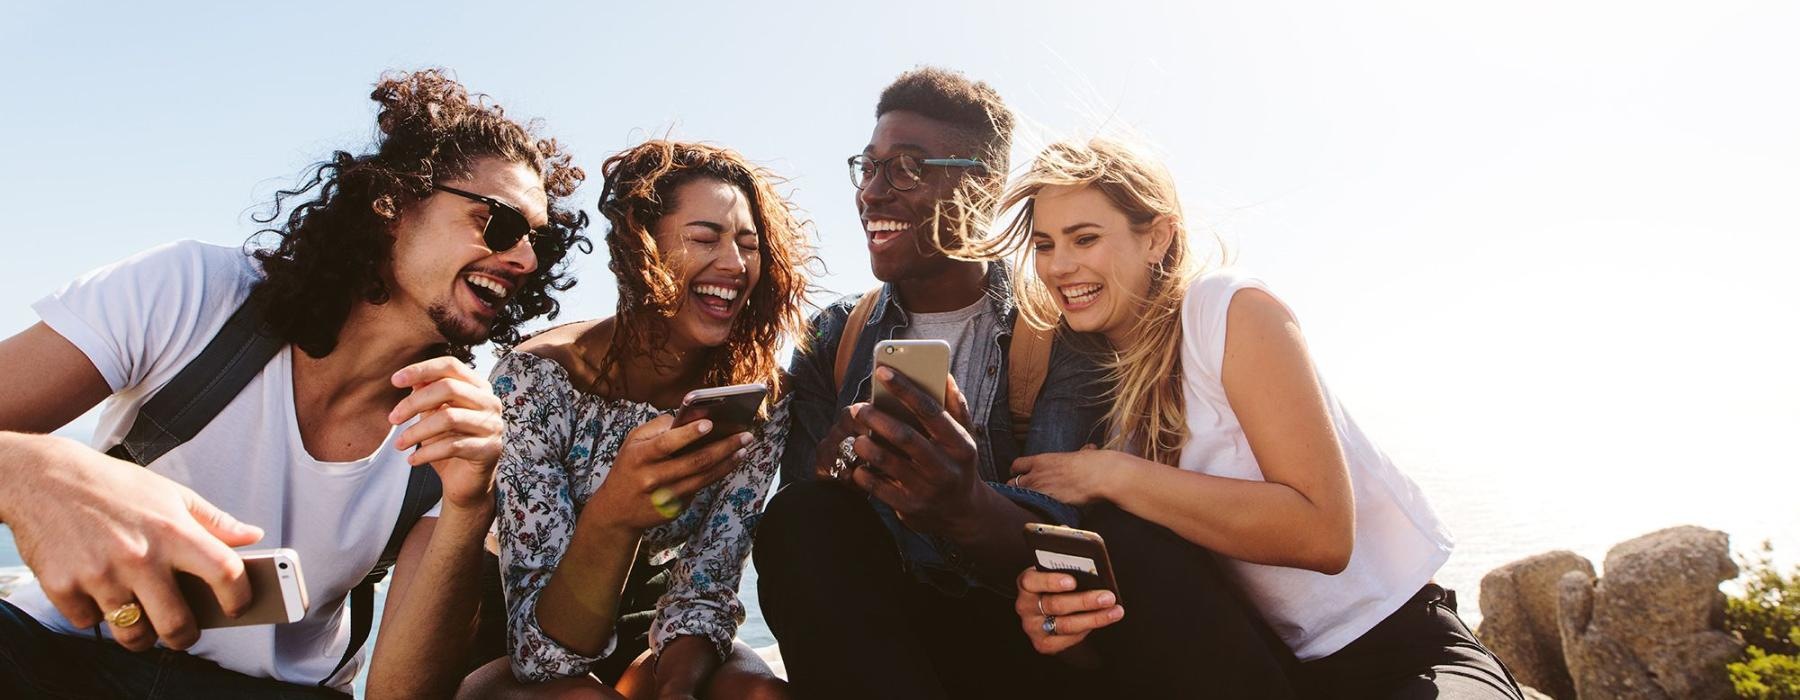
278, 562, 289, 570
884, 346, 897, 355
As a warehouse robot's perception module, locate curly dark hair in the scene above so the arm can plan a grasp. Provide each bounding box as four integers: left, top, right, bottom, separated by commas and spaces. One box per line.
876, 66, 1015, 175
595, 140, 818, 411
247, 68, 590, 362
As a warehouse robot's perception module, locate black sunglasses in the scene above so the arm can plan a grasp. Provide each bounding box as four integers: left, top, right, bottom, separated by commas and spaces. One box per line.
432, 184, 555, 257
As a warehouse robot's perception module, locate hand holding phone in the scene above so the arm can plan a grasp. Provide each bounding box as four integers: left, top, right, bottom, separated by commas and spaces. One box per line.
1018, 523, 1125, 655
670, 383, 767, 456
177, 548, 309, 629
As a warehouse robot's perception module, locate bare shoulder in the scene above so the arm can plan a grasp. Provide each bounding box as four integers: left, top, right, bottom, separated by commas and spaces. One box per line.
1225, 287, 1299, 339
510, 318, 611, 387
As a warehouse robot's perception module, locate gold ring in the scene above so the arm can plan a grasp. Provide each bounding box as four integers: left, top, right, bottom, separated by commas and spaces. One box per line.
106, 601, 143, 629
650, 487, 682, 520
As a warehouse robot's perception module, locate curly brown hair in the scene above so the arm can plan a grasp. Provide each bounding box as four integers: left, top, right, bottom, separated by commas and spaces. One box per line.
595, 140, 817, 410
248, 68, 590, 362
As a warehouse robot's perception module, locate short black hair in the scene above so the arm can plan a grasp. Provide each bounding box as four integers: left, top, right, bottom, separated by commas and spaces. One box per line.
876, 66, 1013, 175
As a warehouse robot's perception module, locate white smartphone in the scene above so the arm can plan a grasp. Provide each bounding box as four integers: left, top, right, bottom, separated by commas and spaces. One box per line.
177, 547, 309, 628
870, 339, 951, 431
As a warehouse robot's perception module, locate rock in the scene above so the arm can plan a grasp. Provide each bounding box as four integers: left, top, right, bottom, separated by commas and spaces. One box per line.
1478, 550, 1593, 698
1557, 526, 1743, 700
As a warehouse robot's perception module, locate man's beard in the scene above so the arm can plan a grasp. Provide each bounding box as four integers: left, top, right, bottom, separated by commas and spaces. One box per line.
428, 302, 495, 346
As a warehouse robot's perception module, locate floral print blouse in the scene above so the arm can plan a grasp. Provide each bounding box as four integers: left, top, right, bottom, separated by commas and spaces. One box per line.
491, 350, 788, 682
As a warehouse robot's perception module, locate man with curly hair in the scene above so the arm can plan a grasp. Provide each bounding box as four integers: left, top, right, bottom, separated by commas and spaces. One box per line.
753, 66, 1111, 699
0, 69, 588, 697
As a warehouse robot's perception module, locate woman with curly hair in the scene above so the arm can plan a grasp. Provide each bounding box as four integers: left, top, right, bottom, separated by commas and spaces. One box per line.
458, 140, 814, 699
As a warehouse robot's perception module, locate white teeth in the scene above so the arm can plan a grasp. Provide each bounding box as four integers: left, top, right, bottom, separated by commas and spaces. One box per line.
693, 284, 739, 301
465, 275, 506, 297
865, 220, 909, 233
1061, 284, 1102, 303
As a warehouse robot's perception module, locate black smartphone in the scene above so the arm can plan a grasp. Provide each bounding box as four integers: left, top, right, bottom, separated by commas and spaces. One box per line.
1024, 523, 1122, 602
670, 382, 767, 455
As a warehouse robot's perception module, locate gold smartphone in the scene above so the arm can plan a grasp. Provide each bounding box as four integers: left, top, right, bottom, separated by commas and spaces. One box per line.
177, 548, 309, 629
870, 339, 950, 431
1024, 523, 1122, 601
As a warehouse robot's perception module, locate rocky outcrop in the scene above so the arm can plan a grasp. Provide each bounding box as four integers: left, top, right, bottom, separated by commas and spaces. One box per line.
1479, 550, 1595, 699
1556, 526, 1743, 699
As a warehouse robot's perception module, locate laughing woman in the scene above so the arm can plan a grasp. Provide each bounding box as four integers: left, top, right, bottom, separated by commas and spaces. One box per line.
971, 140, 1523, 699
458, 141, 813, 700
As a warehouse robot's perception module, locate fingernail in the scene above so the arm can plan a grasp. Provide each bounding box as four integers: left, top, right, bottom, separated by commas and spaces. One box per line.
1059, 576, 1076, 591
738, 433, 753, 446
735, 448, 748, 460
1110, 606, 1124, 620
696, 420, 713, 434
1097, 592, 1116, 606
391, 369, 408, 385
875, 366, 893, 381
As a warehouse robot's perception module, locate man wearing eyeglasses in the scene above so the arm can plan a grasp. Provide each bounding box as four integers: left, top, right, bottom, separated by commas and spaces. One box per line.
0, 70, 585, 697
755, 67, 1109, 699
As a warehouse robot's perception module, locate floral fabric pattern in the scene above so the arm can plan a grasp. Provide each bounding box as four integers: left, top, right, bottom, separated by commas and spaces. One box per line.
491, 351, 787, 682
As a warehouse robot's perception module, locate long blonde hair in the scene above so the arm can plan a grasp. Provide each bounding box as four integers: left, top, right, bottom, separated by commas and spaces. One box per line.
956, 139, 1209, 464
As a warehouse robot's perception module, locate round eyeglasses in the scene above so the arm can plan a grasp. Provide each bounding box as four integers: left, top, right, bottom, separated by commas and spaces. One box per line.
847, 154, 987, 192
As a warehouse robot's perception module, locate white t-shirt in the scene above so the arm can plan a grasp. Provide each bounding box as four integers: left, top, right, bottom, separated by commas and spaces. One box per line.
8, 240, 438, 691
1176, 269, 1454, 661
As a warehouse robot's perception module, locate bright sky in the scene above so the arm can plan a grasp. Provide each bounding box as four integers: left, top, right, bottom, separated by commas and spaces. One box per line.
3, 1, 1795, 576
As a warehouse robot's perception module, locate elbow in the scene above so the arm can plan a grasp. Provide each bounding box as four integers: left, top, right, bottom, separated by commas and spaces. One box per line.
1306, 528, 1354, 576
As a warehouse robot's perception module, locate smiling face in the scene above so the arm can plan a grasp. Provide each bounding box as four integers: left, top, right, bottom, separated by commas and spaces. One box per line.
1030, 184, 1173, 345
856, 110, 991, 283
653, 177, 763, 351
387, 156, 546, 346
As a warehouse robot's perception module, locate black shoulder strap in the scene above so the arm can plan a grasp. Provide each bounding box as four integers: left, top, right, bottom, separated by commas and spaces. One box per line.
106, 300, 283, 465
324, 464, 441, 687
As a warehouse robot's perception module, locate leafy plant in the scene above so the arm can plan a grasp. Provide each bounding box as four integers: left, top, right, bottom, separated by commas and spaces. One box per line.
1727, 541, 1800, 699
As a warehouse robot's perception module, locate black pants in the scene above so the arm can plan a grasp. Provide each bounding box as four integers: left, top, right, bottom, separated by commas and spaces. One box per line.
1079, 503, 1299, 698
0, 599, 346, 699
1297, 584, 1523, 699
754, 480, 1099, 700
468, 548, 671, 685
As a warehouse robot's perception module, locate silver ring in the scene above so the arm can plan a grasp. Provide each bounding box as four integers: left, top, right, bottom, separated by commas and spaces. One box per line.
831, 435, 858, 480
1042, 614, 1058, 636
1036, 597, 1046, 617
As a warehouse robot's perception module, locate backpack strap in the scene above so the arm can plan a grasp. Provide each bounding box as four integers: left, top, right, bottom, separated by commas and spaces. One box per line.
105, 300, 283, 465
831, 287, 884, 391
1006, 316, 1054, 445
322, 463, 441, 687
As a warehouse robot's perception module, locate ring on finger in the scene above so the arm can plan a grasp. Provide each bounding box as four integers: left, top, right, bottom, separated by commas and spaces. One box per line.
1042, 614, 1058, 636
650, 487, 682, 520
106, 601, 144, 629
1036, 597, 1046, 617
831, 435, 858, 480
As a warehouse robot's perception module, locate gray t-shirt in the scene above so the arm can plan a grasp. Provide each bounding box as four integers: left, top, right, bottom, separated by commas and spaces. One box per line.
897, 298, 1000, 433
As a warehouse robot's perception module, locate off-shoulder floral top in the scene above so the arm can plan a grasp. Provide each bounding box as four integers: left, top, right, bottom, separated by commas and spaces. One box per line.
490, 350, 788, 682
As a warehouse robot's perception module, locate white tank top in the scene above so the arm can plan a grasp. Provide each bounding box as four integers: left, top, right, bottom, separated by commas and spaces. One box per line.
1175, 269, 1453, 661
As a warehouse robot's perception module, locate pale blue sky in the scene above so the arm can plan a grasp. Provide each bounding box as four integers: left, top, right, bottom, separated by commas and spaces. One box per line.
2, 1, 1795, 579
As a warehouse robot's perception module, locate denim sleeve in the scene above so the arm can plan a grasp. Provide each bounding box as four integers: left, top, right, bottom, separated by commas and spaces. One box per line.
778, 301, 851, 489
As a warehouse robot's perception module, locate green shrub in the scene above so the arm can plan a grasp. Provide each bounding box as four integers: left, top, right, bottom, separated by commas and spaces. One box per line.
1727, 541, 1800, 699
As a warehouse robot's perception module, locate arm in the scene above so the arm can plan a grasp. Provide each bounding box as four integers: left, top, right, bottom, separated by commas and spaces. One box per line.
778, 305, 845, 486
0, 323, 258, 652
645, 399, 788, 698
1017, 289, 1355, 573
364, 358, 505, 698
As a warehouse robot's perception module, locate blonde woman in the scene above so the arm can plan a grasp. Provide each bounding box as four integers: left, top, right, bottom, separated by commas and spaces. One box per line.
973, 140, 1522, 699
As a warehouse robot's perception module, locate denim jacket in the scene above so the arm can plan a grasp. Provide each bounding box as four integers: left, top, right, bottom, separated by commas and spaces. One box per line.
779, 263, 1109, 595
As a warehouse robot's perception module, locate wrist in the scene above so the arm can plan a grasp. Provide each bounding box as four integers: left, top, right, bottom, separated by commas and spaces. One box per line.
1094, 451, 1133, 503
940, 482, 1003, 543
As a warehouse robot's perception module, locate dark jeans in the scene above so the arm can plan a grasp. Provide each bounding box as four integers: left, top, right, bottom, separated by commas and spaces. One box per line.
754, 480, 1100, 700
1297, 584, 1523, 699
0, 598, 346, 699
1078, 503, 1299, 698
